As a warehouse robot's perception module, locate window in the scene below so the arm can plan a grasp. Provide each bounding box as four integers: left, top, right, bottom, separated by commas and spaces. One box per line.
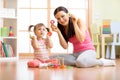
18, 0, 90, 54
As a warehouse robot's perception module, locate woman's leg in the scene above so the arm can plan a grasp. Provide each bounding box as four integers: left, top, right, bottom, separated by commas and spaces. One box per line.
50, 54, 76, 66
75, 50, 103, 68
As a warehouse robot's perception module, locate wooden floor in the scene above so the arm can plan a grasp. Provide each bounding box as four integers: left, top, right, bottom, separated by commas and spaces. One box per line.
0, 58, 120, 80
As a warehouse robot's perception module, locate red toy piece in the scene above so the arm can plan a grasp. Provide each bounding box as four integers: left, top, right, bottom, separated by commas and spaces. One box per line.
46, 28, 52, 36
47, 32, 52, 36
50, 20, 55, 25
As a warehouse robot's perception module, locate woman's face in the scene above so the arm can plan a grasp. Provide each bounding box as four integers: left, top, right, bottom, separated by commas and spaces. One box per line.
55, 11, 69, 26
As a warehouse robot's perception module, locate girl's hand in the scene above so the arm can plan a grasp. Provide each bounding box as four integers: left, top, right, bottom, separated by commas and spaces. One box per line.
30, 34, 35, 40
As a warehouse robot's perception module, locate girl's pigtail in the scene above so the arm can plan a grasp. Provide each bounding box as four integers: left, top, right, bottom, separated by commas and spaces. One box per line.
28, 25, 34, 39
46, 28, 49, 32
28, 25, 34, 31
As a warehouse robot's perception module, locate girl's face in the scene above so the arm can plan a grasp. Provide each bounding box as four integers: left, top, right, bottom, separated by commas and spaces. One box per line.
55, 11, 69, 26
35, 26, 46, 38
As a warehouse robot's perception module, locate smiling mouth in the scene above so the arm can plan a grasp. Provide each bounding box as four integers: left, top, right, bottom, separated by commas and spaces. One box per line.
60, 22, 65, 25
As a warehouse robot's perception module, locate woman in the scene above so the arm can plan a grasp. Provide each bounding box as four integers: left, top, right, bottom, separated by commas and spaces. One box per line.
50, 6, 115, 68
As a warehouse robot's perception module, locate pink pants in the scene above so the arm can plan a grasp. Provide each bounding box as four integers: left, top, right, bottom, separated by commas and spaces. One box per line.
27, 59, 52, 68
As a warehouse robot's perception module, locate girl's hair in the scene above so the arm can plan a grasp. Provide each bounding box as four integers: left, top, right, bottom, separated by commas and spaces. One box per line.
28, 23, 48, 33
54, 6, 75, 42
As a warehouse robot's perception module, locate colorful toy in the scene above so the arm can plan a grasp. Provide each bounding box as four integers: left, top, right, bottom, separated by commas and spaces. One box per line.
50, 20, 55, 25
46, 20, 55, 36
47, 58, 59, 69
38, 57, 74, 69
46, 28, 52, 36
9, 26, 14, 36
38, 57, 67, 69
47, 32, 52, 36
59, 58, 66, 69
68, 13, 71, 17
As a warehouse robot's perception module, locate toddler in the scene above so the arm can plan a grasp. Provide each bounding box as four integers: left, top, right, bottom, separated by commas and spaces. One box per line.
27, 23, 53, 68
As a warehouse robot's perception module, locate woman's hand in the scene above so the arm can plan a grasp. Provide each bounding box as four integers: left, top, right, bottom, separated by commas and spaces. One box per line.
51, 25, 59, 32
70, 14, 78, 24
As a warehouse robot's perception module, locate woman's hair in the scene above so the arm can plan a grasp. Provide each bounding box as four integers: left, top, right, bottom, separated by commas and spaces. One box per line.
54, 6, 68, 16
28, 23, 48, 33
54, 6, 75, 42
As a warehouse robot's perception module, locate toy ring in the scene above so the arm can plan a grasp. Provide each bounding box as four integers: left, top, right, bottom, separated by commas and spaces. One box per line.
50, 20, 55, 25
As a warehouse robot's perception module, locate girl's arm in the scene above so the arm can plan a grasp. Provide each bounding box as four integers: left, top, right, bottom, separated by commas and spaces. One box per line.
46, 35, 53, 48
51, 25, 68, 49
71, 14, 86, 43
31, 36, 39, 50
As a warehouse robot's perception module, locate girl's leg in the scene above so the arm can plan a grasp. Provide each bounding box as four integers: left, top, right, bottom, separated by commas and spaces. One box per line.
75, 50, 103, 68
27, 59, 41, 68
50, 54, 76, 66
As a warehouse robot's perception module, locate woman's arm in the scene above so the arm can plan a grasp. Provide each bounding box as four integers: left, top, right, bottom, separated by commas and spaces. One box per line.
71, 14, 86, 43
57, 30, 68, 49
51, 25, 68, 49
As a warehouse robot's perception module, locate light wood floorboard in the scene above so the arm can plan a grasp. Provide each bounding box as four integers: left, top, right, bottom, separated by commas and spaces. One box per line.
0, 58, 120, 80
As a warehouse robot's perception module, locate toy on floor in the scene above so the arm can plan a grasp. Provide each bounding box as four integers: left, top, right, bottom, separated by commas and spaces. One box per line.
50, 58, 74, 69
59, 58, 66, 69
28, 58, 73, 69
48, 58, 59, 69
38, 57, 68, 69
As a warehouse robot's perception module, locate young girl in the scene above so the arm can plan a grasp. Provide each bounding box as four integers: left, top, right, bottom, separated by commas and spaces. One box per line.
27, 23, 53, 68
